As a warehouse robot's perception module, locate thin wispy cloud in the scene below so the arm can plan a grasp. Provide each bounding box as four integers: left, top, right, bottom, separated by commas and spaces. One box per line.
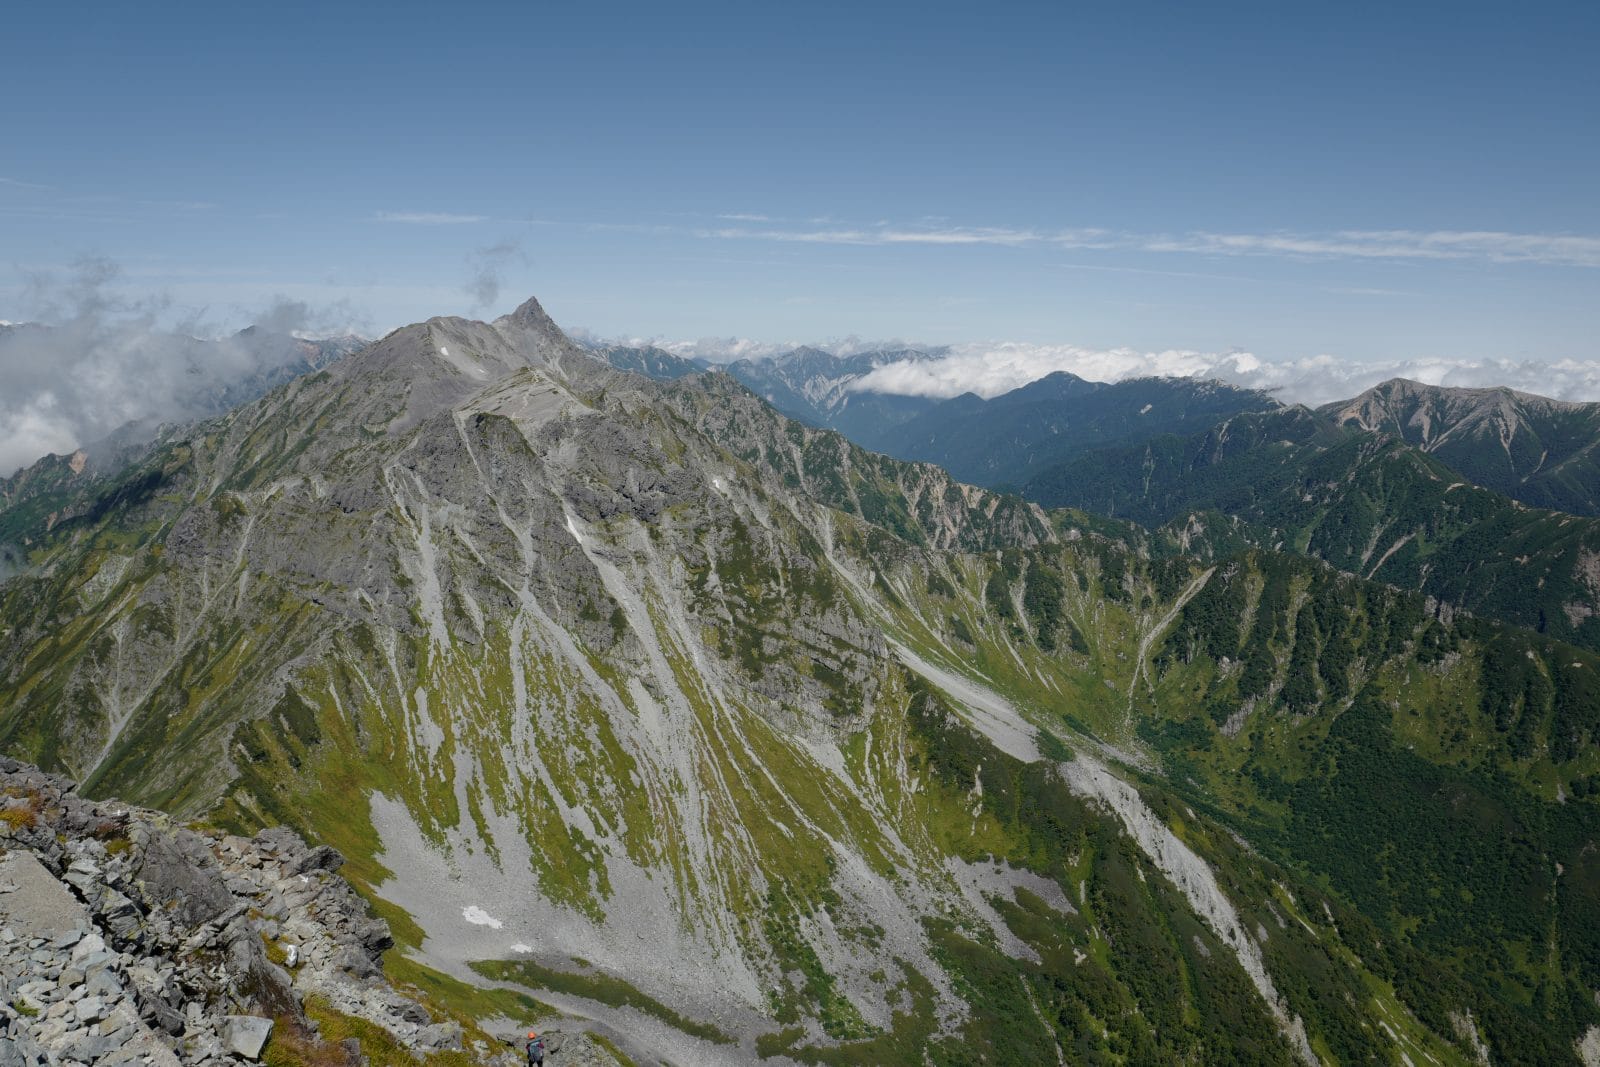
1152, 229, 1600, 267
700, 220, 1600, 268
716, 212, 772, 222
133, 198, 215, 212
701, 225, 1113, 248
0, 177, 54, 191
374, 211, 488, 225
0, 197, 216, 226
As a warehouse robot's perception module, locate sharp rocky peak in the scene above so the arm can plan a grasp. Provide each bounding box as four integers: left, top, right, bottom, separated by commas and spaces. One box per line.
497, 293, 565, 340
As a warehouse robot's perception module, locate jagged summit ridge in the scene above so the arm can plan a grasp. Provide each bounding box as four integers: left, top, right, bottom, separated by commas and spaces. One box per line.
303, 294, 613, 436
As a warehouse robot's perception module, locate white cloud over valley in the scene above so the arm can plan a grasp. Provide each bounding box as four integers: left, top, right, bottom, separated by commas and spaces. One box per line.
587, 329, 1600, 409
850, 343, 1600, 407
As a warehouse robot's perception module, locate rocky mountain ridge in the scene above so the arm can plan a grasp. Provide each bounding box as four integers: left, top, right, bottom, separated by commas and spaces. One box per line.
0, 757, 498, 1066
4, 296, 1600, 1063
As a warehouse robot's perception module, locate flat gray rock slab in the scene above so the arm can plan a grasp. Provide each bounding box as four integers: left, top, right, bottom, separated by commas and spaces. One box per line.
0, 851, 90, 937
73, 994, 106, 1023
223, 1014, 275, 1060
115, 1032, 184, 1067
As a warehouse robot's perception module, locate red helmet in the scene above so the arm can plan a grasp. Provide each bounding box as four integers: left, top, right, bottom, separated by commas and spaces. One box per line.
527, 1031, 538, 1038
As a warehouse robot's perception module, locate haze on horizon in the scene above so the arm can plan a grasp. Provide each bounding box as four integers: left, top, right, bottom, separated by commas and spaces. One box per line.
3, 1, 1598, 471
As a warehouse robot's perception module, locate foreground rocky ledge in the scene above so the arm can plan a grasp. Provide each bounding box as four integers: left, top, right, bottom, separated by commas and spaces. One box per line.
0, 758, 494, 1066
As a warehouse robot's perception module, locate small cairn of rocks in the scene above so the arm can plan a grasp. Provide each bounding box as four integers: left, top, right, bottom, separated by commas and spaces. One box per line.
0, 758, 474, 1066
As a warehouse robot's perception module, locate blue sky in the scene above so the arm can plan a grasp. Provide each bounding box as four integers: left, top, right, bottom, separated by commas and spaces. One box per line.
4, 0, 1598, 367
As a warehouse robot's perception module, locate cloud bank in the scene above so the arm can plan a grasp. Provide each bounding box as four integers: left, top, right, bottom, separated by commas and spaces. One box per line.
582, 329, 1600, 407
851, 343, 1600, 407
0, 259, 358, 477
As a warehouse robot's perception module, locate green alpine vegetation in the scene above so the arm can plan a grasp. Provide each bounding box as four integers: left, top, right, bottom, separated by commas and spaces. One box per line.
2, 296, 1597, 1064
1024, 406, 1600, 652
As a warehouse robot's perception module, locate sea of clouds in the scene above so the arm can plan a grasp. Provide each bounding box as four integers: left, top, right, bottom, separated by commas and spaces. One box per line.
848, 343, 1600, 407
622, 334, 1600, 408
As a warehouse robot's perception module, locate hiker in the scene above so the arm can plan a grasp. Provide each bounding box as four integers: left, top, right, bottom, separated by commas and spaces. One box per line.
525, 1030, 546, 1066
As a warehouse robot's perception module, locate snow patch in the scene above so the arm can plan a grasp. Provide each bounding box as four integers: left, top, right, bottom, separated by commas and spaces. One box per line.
435, 341, 489, 379
462, 906, 503, 929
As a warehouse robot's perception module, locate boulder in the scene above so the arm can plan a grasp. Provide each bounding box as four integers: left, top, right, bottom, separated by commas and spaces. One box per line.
416, 1020, 464, 1051
134, 829, 233, 929
223, 1014, 275, 1060
289, 845, 345, 876
252, 827, 306, 855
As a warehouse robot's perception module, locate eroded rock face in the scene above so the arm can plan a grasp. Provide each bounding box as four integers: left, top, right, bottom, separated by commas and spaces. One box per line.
0, 759, 477, 1065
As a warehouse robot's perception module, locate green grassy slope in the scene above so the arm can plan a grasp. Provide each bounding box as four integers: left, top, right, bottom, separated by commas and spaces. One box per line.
1025, 409, 1600, 651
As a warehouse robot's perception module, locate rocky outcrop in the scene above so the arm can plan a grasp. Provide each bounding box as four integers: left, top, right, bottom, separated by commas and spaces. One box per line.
0, 759, 471, 1065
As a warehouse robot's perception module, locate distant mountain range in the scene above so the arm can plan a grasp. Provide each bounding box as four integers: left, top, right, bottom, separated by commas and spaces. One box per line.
581, 343, 1600, 652
586, 343, 706, 381
865, 371, 1281, 487
591, 339, 1600, 514
583, 341, 950, 446
585, 342, 1278, 477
